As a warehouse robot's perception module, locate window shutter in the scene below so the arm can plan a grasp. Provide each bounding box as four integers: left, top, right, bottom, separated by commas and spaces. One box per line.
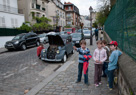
11, 18, 14, 27
2, 17, 5, 27
15, 19, 18, 27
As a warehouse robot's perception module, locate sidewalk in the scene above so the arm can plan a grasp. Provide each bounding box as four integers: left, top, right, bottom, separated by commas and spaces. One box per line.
0, 47, 7, 54
28, 39, 118, 95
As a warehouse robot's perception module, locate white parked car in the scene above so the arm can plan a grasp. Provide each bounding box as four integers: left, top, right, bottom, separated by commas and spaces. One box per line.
38, 33, 48, 44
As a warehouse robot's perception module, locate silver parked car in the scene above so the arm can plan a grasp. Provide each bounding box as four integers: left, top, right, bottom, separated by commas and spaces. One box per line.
83, 30, 91, 39
41, 34, 74, 63
38, 33, 48, 44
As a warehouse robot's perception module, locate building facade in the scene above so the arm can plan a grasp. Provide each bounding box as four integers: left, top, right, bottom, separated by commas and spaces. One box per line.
47, 0, 66, 31
80, 16, 90, 29
0, 0, 24, 28
64, 2, 80, 29
18, 0, 50, 24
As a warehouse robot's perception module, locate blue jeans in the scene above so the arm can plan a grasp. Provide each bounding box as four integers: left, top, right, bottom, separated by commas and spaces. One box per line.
108, 69, 115, 88
77, 63, 88, 84
102, 62, 108, 77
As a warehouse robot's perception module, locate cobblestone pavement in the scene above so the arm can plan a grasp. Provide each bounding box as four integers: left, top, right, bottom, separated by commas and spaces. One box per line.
36, 39, 118, 95
0, 44, 73, 95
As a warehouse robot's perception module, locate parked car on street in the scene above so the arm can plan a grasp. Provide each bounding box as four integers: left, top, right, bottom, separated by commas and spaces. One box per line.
5, 33, 40, 51
65, 28, 75, 34
41, 34, 74, 63
38, 33, 48, 44
83, 30, 91, 39
60, 31, 67, 35
71, 33, 84, 47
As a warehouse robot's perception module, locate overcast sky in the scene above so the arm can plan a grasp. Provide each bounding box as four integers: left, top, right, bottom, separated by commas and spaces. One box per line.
61, 0, 98, 16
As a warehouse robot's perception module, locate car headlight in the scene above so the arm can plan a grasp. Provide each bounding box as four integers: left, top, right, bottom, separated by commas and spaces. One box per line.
14, 41, 19, 44
43, 50, 46, 53
56, 50, 59, 54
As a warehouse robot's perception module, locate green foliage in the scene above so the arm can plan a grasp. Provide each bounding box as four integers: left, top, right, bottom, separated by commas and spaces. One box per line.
35, 17, 51, 23
96, 12, 107, 26
93, 22, 98, 28
32, 17, 52, 31
18, 22, 32, 32
64, 26, 71, 28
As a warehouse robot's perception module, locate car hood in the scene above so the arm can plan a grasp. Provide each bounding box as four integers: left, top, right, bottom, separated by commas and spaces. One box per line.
6, 39, 19, 44
72, 38, 81, 41
48, 35, 64, 46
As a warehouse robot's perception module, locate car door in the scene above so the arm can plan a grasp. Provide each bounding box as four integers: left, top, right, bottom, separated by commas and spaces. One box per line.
65, 36, 73, 54
68, 36, 73, 53
65, 37, 70, 54
31, 33, 37, 45
25, 34, 32, 46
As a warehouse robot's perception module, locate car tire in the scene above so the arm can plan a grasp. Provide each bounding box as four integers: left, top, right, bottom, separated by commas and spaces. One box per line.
36, 41, 40, 46
21, 44, 26, 50
62, 54, 67, 63
7, 49, 13, 51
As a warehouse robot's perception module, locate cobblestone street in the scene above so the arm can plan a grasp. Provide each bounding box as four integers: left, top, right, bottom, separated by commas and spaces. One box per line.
36, 39, 118, 95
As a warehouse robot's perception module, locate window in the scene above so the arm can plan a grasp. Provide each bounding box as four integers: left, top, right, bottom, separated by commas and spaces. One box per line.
11, 18, 18, 27
15, 19, 18, 27
67, 21, 71, 25
0, 17, 6, 27
67, 13, 71, 17
11, 18, 14, 27
68, 6, 71, 10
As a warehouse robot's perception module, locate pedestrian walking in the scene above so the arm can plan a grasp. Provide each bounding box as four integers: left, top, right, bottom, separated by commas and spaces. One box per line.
93, 40, 107, 87
95, 28, 99, 41
101, 40, 110, 77
37, 43, 44, 59
73, 40, 92, 86
107, 41, 122, 90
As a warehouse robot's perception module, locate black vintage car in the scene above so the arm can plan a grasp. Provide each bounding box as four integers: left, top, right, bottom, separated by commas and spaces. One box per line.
41, 34, 74, 63
5, 33, 40, 51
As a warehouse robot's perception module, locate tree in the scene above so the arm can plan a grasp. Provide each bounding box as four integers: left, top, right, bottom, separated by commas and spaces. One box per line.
18, 22, 32, 32
32, 17, 52, 31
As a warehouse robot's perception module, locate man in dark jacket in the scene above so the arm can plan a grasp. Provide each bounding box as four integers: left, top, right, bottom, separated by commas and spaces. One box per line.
95, 28, 99, 41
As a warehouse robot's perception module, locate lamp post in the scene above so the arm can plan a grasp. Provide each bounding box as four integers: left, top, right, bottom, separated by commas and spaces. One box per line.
89, 6, 93, 45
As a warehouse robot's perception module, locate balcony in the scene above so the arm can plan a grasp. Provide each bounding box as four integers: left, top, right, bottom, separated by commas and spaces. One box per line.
0, 4, 19, 14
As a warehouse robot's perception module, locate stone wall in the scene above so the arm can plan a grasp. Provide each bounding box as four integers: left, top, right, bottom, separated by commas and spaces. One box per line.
103, 31, 136, 95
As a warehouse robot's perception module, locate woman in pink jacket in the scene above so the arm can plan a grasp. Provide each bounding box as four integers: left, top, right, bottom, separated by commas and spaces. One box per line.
93, 40, 107, 87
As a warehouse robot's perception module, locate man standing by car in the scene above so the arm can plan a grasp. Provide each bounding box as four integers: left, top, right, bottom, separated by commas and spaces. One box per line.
95, 28, 99, 41
37, 43, 44, 59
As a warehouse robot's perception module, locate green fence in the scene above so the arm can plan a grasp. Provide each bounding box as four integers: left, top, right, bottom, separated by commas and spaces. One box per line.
0, 28, 27, 36
104, 0, 136, 60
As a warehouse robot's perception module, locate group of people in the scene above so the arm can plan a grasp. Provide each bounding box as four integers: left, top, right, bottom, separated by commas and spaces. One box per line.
73, 39, 122, 90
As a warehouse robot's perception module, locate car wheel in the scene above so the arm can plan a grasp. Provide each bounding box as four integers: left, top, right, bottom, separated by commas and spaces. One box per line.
7, 49, 13, 51
36, 41, 40, 46
62, 54, 67, 63
21, 44, 26, 50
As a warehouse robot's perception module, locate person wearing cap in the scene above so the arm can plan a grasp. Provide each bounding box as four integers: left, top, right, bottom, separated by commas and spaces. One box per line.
107, 41, 122, 90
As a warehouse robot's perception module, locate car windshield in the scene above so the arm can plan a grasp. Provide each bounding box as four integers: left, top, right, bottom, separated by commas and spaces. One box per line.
65, 29, 72, 32
13, 34, 25, 40
84, 31, 90, 34
72, 33, 81, 38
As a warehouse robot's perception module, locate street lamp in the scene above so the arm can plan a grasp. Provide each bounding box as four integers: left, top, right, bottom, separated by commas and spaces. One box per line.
89, 6, 93, 45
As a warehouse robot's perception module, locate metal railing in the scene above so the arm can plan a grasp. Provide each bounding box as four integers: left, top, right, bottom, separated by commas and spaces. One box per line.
104, 0, 136, 60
